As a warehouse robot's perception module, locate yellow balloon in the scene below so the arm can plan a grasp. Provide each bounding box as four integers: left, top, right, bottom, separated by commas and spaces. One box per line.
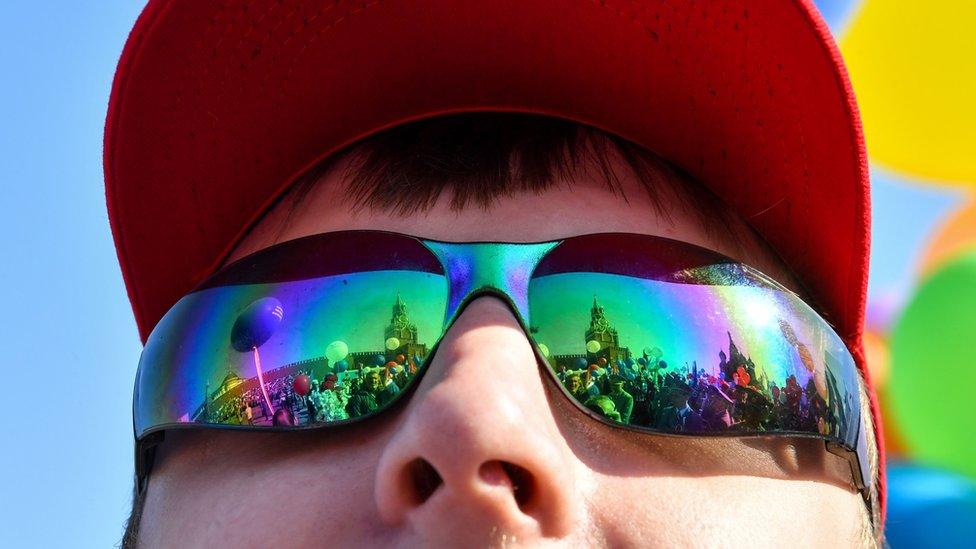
840, 1, 976, 186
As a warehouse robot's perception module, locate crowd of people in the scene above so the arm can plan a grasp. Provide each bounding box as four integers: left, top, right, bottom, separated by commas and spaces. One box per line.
555, 341, 855, 440
201, 335, 853, 442
205, 361, 421, 427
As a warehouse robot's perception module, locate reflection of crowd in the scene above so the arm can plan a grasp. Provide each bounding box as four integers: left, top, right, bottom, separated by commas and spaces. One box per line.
208, 361, 420, 427
557, 354, 848, 438
209, 375, 297, 426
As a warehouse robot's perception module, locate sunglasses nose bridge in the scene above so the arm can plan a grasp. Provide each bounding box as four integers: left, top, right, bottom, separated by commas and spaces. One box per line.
423, 241, 559, 326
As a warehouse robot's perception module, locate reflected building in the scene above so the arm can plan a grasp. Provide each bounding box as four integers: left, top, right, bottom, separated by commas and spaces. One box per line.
384, 292, 429, 360
349, 292, 430, 366
719, 331, 761, 388
552, 295, 632, 370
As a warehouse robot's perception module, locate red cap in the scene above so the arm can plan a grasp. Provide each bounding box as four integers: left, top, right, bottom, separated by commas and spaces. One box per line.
104, 0, 881, 519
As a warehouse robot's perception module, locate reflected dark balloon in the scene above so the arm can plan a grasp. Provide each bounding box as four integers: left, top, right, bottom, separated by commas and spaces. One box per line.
374, 354, 386, 366
231, 297, 284, 352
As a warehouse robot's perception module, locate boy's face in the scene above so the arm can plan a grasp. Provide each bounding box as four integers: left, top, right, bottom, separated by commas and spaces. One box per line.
139, 153, 866, 546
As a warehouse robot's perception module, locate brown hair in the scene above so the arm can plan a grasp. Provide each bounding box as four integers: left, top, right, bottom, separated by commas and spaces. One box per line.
275, 112, 745, 249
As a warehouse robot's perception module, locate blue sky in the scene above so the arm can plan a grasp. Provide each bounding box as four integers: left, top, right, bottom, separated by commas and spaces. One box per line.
0, 1, 966, 546
0, 2, 145, 547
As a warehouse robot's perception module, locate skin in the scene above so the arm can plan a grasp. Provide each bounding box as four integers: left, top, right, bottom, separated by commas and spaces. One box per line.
139, 151, 867, 547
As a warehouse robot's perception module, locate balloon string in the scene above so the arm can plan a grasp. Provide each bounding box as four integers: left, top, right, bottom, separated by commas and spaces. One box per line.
253, 346, 276, 417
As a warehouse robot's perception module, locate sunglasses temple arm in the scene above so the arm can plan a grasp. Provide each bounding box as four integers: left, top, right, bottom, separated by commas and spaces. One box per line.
824, 440, 871, 517
135, 431, 165, 494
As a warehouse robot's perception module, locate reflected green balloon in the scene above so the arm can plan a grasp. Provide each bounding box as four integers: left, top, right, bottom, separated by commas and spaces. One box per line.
537, 343, 550, 358
890, 250, 976, 479
325, 340, 348, 362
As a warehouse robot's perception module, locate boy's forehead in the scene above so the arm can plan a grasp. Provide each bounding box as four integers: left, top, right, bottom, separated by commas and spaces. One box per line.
228, 153, 804, 297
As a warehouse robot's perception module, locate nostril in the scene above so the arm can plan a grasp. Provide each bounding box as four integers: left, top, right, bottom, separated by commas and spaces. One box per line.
408, 458, 443, 504
501, 461, 536, 511
479, 460, 537, 512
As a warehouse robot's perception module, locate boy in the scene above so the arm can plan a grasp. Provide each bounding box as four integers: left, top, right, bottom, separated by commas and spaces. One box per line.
106, 1, 883, 546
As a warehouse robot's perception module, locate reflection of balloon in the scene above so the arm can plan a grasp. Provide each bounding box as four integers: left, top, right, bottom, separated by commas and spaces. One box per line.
575, 357, 588, 369
890, 251, 976, 478
231, 297, 284, 352
374, 354, 386, 366
395, 354, 405, 364
734, 366, 751, 387
920, 200, 976, 277
585, 340, 601, 353
841, 1, 976, 186
646, 347, 663, 363
385, 337, 401, 350
537, 343, 550, 358
386, 361, 398, 368
325, 340, 349, 362
597, 357, 607, 366
293, 374, 311, 396
335, 359, 349, 372
812, 367, 829, 401
885, 462, 976, 547
636, 357, 647, 366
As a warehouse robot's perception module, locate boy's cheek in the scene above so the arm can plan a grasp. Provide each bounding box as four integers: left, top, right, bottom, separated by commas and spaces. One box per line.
142, 429, 860, 547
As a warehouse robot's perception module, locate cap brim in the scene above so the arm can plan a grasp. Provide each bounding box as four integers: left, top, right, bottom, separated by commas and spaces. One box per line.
105, 0, 880, 518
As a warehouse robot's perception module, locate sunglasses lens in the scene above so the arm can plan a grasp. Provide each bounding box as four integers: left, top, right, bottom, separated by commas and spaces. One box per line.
135, 235, 448, 436
528, 235, 862, 451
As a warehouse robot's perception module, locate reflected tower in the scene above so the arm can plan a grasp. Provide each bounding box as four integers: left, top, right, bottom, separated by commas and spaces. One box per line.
384, 292, 428, 360
585, 295, 631, 364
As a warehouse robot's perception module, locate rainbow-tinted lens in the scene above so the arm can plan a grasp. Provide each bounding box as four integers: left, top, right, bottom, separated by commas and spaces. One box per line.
134, 234, 448, 436
135, 231, 867, 497
527, 234, 862, 450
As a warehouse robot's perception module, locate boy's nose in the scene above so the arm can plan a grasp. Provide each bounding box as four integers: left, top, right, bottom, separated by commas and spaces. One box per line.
373, 297, 576, 543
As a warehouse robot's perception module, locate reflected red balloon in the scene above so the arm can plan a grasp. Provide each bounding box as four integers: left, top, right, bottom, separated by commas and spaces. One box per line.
293, 374, 311, 396
395, 354, 406, 364
597, 357, 607, 366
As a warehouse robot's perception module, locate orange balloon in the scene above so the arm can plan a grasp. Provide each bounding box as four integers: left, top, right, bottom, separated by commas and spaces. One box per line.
863, 329, 905, 455
862, 330, 891, 390
920, 199, 976, 277
879, 386, 910, 459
